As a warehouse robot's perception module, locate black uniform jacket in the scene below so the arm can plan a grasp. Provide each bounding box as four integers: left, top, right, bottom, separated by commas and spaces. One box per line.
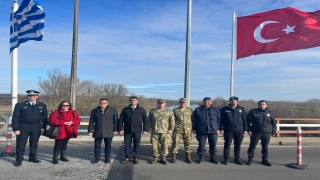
192, 106, 220, 133
220, 105, 247, 131
12, 100, 48, 131
118, 104, 149, 133
247, 108, 276, 134
88, 106, 118, 138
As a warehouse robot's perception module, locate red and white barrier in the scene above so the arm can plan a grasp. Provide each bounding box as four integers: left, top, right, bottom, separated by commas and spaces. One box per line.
296, 127, 302, 166
0, 117, 15, 157
288, 127, 308, 170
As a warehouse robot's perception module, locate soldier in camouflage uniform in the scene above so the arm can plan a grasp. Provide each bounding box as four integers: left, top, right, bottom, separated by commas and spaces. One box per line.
171, 98, 193, 164
148, 99, 175, 165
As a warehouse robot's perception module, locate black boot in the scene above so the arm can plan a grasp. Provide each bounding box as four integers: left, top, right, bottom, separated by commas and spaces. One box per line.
172, 154, 177, 164
151, 156, 159, 164
210, 154, 219, 164
197, 154, 204, 164
261, 159, 271, 166
247, 157, 253, 166
161, 155, 168, 165
53, 151, 59, 164
186, 153, 192, 164
59, 150, 69, 162
234, 157, 244, 165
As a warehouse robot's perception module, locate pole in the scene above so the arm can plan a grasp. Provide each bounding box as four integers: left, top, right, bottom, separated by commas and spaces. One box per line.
288, 127, 309, 170
11, 0, 18, 114
296, 127, 302, 166
184, 0, 192, 107
230, 12, 236, 97
1, 0, 19, 157
70, 0, 79, 110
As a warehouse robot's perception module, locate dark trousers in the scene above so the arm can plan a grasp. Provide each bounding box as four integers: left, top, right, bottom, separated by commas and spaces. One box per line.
16, 123, 41, 162
247, 132, 271, 160
223, 130, 244, 159
94, 137, 113, 159
124, 132, 141, 159
196, 133, 217, 155
54, 138, 70, 152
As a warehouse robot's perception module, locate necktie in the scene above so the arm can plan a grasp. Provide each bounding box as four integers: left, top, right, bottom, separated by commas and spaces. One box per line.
32, 103, 35, 106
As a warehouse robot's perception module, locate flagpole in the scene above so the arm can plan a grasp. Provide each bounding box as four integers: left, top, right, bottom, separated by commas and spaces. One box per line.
230, 12, 236, 97
11, 0, 18, 113
184, 0, 192, 107
70, 0, 79, 110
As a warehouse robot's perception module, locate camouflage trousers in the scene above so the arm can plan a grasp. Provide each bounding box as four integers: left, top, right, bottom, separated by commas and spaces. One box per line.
150, 133, 170, 157
171, 131, 192, 154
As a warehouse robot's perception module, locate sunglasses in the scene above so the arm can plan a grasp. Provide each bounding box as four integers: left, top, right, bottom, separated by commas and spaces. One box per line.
62, 104, 70, 107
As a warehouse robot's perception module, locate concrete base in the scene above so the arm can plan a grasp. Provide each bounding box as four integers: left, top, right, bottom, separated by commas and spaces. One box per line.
288, 163, 309, 170
0, 151, 16, 157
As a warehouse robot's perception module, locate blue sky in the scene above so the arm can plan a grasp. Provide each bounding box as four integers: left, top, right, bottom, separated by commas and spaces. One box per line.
0, 0, 320, 102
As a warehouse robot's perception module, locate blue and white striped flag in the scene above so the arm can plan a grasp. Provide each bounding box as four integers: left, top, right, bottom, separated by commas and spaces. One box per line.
10, 0, 45, 53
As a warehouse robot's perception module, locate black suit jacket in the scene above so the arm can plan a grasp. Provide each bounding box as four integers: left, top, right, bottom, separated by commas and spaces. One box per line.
118, 104, 149, 133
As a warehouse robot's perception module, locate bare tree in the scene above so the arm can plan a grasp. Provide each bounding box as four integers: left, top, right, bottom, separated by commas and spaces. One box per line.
38, 69, 70, 113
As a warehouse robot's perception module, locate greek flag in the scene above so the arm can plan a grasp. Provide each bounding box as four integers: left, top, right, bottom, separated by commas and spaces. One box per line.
10, 0, 45, 53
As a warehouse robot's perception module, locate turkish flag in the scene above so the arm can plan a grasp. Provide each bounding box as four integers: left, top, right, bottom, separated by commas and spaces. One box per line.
237, 7, 320, 59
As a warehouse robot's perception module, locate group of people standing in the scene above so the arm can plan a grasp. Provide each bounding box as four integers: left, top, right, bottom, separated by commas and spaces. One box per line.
11, 90, 276, 168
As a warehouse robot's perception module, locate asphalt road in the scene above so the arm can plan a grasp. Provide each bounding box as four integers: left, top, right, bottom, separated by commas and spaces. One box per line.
0, 142, 319, 180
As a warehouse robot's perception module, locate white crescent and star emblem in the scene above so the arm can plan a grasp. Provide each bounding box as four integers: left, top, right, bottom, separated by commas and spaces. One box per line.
253, 21, 296, 43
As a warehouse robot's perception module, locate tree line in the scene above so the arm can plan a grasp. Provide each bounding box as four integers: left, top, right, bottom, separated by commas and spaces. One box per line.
0, 68, 319, 119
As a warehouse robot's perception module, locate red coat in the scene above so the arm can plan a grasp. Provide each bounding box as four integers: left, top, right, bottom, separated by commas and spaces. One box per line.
48, 109, 80, 139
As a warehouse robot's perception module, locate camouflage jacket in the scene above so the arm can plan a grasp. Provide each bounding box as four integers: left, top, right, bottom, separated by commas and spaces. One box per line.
172, 107, 193, 133
148, 108, 175, 133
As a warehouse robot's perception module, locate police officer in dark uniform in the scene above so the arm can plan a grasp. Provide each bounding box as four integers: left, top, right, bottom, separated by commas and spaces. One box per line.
246, 100, 276, 166
12, 90, 48, 166
192, 97, 220, 164
220, 96, 247, 165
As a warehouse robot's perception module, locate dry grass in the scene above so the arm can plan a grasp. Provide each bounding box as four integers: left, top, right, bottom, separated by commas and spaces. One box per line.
0, 105, 11, 115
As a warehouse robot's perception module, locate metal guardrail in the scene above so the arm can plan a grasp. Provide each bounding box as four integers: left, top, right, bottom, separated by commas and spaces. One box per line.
275, 118, 320, 137
1, 116, 320, 136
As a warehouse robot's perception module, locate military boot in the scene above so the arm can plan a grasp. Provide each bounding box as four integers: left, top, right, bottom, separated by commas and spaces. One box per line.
52, 151, 59, 164
59, 150, 69, 162
261, 159, 272, 166
186, 153, 192, 164
161, 156, 168, 165
151, 156, 159, 164
209, 154, 219, 164
234, 157, 244, 165
197, 154, 204, 164
247, 157, 253, 166
171, 154, 177, 164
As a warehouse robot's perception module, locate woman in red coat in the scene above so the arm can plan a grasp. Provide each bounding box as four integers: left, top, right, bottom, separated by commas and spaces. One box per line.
48, 101, 80, 164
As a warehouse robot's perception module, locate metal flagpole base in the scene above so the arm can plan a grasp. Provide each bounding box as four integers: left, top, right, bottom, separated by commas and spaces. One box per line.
288, 163, 309, 170
0, 152, 16, 157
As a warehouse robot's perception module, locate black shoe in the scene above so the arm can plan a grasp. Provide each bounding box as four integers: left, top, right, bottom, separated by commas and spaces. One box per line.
15, 161, 22, 167
198, 154, 204, 164
247, 157, 253, 166
234, 158, 244, 165
59, 156, 69, 162
224, 158, 229, 165
105, 158, 111, 163
210, 156, 219, 164
29, 158, 41, 163
261, 159, 272, 166
93, 159, 100, 163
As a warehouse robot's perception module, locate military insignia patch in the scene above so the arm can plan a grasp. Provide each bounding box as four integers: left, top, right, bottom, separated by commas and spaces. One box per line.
238, 110, 242, 113
267, 114, 270, 117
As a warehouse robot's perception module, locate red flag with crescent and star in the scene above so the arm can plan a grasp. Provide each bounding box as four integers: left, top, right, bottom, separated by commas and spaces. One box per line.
237, 7, 320, 59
